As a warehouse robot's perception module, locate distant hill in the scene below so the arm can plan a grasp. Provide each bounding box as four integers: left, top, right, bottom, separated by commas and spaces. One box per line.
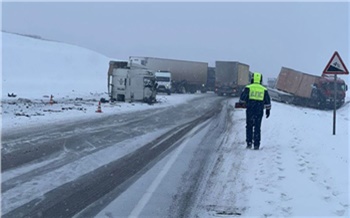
2, 31, 113, 100
2, 30, 61, 42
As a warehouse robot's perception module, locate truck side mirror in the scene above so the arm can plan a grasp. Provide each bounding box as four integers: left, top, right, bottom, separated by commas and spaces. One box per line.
346, 85, 348, 91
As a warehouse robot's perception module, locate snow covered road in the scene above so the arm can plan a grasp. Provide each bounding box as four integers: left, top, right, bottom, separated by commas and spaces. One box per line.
1, 94, 225, 217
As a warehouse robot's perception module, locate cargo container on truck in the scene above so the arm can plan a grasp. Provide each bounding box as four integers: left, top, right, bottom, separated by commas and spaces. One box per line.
129, 56, 208, 93
215, 61, 251, 96
270, 67, 347, 109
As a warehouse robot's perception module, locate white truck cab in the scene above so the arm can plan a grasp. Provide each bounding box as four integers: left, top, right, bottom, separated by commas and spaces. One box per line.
125, 69, 157, 103
155, 71, 172, 95
111, 68, 157, 103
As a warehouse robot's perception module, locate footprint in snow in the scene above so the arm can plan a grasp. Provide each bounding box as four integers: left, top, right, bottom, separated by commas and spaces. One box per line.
280, 193, 293, 201
278, 176, 285, 180
259, 187, 268, 192
282, 206, 293, 216
335, 209, 346, 216
310, 176, 317, 182
298, 162, 306, 167
323, 195, 332, 202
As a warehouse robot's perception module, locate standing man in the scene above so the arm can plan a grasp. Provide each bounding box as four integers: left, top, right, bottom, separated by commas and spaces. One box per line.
239, 72, 271, 150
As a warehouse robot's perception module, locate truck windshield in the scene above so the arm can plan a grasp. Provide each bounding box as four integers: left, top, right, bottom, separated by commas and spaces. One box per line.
322, 82, 346, 91
156, 77, 170, 82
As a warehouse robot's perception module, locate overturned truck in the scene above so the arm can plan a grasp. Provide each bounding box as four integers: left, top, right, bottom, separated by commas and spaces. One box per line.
108, 60, 157, 103
269, 67, 347, 109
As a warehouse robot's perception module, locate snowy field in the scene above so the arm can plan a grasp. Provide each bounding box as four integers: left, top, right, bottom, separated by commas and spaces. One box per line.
1, 31, 349, 217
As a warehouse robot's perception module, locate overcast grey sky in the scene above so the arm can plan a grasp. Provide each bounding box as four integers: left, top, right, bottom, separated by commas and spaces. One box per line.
2, 2, 349, 79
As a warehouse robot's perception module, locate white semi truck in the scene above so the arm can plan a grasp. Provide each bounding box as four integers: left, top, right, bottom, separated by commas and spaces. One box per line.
129, 56, 208, 93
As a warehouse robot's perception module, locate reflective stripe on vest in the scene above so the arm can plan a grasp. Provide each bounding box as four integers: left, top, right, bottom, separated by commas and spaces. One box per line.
247, 84, 266, 101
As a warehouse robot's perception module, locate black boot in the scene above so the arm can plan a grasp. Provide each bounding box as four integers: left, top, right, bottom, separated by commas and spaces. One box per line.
254, 143, 260, 150
246, 142, 252, 149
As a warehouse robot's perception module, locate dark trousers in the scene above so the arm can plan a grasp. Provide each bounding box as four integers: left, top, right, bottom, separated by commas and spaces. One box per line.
246, 109, 263, 147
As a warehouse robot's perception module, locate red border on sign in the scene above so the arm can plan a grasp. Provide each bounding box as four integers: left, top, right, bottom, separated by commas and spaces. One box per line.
323, 51, 349, 75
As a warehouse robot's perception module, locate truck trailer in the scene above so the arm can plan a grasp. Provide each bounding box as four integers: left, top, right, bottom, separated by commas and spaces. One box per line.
129, 56, 208, 93
271, 67, 347, 109
215, 61, 251, 96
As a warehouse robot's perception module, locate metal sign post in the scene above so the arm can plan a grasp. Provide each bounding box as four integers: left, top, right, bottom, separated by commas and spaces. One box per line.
333, 74, 337, 135
322, 51, 349, 135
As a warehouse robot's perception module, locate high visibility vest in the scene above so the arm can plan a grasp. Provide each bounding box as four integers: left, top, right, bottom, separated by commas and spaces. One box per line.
247, 83, 266, 101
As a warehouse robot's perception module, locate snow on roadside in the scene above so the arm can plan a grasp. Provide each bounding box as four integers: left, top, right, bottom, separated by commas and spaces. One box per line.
190, 99, 349, 217
221, 100, 349, 217
1, 93, 203, 134
241, 102, 348, 216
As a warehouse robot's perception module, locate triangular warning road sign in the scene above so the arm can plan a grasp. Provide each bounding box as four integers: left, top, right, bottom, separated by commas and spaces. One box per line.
323, 51, 349, 75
